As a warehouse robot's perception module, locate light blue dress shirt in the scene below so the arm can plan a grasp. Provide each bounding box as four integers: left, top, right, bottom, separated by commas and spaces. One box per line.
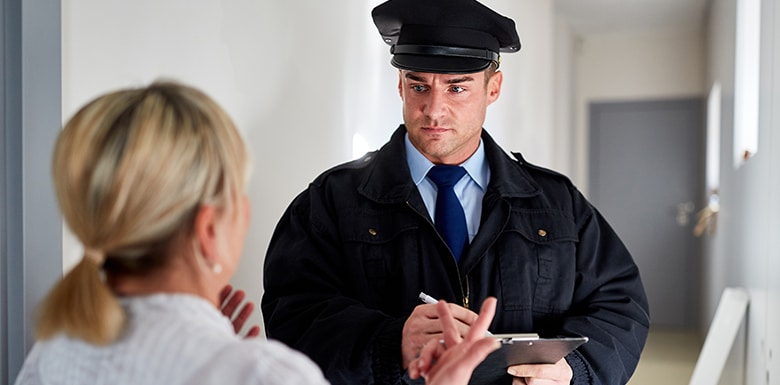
405, 133, 491, 242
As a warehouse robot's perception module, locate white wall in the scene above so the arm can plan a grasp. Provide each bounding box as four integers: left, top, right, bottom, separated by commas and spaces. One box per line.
61, 0, 560, 334
552, 15, 575, 177
573, 26, 706, 191
705, 0, 780, 383
768, 0, 780, 377
482, 0, 558, 170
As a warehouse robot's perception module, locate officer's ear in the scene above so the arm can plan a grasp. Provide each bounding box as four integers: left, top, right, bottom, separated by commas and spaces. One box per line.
487, 70, 502, 105
397, 70, 403, 98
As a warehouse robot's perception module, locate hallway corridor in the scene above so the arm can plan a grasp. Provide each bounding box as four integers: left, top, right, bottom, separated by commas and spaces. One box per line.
629, 329, 702, 385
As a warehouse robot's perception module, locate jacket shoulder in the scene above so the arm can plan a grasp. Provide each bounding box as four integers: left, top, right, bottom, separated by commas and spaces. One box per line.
310, 151, 378, 186
511, 152, 573, 184
509, 152, 595, 222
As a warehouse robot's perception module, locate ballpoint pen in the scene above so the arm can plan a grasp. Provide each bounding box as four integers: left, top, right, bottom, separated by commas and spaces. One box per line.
418, 292, 439, 304
418, 291, 493, 335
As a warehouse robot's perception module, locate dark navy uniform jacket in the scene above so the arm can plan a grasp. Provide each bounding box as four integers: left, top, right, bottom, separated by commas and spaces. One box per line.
262, 125, 650, 385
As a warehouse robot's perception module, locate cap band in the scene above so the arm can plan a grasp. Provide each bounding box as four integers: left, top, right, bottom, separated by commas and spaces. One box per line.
391, 44, 499, 62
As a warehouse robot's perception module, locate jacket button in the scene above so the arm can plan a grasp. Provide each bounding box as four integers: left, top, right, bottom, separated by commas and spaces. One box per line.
368, 228, 377, 236
537, 229, 547, 237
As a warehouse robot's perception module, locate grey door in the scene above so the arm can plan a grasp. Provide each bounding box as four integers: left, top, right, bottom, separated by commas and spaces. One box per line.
589, 99, 704, 329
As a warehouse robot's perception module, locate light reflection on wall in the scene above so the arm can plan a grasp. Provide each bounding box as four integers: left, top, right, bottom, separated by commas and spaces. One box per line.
733, 0, 760, 167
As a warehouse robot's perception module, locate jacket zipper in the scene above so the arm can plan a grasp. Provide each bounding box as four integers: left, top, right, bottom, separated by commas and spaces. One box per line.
463, 276, 470, 309
406, 201, 469, 308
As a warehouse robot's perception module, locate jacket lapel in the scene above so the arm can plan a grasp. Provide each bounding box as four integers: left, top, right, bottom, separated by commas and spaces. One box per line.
459, 130, 541, 272
357, 125, 421, 207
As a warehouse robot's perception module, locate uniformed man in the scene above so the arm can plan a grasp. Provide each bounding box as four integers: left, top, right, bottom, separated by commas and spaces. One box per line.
262, 0, 650, 383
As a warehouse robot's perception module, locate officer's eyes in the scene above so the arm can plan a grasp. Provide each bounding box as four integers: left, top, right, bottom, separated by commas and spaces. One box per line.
408, 84, 466, 93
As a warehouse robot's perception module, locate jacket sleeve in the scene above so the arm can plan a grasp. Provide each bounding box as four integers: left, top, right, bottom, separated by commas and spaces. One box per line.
563, 189, 651, 385
261, 188, 406, 385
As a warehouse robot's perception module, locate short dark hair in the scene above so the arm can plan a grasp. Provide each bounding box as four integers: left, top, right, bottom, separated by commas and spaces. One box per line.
484, 62, 499, 86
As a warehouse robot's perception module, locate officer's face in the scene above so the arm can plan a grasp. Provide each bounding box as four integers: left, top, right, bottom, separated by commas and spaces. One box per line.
399, 69, 502, 165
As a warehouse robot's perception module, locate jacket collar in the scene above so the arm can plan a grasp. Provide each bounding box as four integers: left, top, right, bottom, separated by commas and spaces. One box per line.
358, 125, 540, 204
480, 131, 541, 198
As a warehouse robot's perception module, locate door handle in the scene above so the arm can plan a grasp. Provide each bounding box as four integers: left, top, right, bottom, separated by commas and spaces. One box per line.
694, 193, 720, 236
676, 201, 695, 226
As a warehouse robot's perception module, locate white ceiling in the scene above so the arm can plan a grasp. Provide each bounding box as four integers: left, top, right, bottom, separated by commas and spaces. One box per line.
554, 0, 710, 34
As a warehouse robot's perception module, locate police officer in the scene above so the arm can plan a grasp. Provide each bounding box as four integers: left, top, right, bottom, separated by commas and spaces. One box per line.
262, 0, 650, 383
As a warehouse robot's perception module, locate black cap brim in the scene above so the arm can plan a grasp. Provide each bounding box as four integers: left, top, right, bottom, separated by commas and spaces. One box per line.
391, 54, 492, 74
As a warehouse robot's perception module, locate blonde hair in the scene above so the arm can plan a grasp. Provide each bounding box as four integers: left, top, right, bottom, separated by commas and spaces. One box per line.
37, 81, 250, 345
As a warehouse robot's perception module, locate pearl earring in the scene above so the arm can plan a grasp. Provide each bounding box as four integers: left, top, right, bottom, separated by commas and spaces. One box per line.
212, 262, 223, 274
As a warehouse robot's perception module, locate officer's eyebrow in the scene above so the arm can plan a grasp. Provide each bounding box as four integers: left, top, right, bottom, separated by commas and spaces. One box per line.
445, 76, 474, 84
404, 73, 475, 84
405, 73, 428, 82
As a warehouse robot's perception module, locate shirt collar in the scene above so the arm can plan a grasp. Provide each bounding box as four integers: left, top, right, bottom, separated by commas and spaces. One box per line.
404, 133, 489, 191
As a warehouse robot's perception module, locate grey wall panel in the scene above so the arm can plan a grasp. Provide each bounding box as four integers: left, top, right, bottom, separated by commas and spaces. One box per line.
2, 0, 23, 383
2, 0, 62, 382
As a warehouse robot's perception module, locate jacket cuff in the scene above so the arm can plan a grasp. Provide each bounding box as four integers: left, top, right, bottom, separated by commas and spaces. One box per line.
566, 350, 594, 385
371, 318, 406, 384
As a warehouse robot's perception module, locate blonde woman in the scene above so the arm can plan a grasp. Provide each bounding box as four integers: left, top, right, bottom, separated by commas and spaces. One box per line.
14, 82, 328, 385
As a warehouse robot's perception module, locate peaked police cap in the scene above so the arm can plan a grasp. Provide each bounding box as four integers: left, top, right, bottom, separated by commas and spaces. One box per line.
372, 0, 521, 74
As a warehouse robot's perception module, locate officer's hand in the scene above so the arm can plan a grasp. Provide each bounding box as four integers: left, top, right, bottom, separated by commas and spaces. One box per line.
408, 298, 500, 385
507, 358, 573, 385
401, 301, 479, 369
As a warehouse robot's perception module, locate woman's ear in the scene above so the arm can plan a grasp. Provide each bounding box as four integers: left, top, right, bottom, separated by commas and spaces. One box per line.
194, 205, 218, 264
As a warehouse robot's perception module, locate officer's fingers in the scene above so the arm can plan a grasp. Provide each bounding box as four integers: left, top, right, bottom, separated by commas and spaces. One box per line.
524, 379, 560, 385
447, 303, 480, 329
507, 358, 572, 384
402, 310, 444, 370
410, 302, 442, 320
407, 304, 447, 334
403, 305, 447, 351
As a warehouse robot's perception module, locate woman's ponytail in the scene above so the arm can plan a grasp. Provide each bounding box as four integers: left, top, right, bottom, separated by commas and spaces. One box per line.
36, 254, 124, 345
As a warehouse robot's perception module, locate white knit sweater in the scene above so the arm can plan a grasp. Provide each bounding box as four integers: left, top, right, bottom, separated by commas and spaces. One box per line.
14, 293, 328, 385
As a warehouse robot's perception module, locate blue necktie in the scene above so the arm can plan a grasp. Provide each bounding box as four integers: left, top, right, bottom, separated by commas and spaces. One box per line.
427, 165, 468, 261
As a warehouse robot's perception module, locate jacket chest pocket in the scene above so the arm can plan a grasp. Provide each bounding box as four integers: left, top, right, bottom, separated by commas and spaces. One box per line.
338, 208, 421, 309
497, 209, 578, 318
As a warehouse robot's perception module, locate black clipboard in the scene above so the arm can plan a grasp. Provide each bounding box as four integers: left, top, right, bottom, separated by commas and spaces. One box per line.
469, 334, 588, 385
